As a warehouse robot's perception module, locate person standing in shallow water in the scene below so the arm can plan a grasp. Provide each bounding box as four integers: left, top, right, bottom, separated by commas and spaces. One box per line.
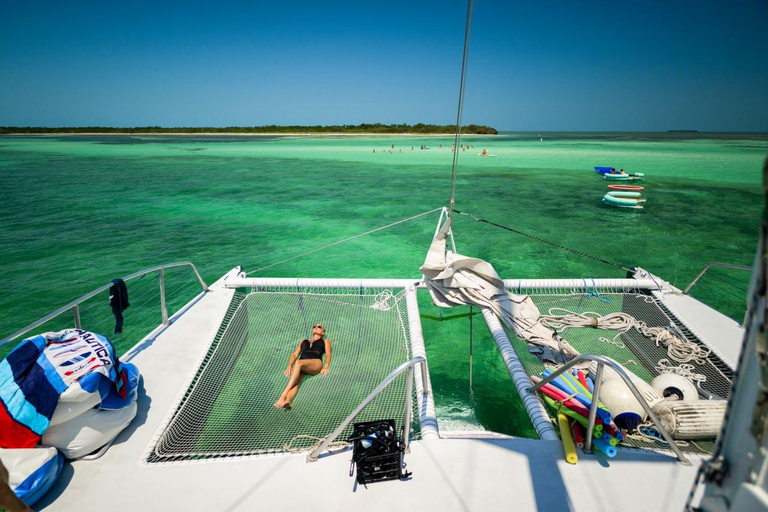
274, 324, 332, 409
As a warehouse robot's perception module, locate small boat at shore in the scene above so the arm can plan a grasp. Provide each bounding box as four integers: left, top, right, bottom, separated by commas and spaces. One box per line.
603, 190, 646, 209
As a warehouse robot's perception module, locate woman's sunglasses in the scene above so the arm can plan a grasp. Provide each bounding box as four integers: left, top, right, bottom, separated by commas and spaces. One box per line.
314, 325, 324, 329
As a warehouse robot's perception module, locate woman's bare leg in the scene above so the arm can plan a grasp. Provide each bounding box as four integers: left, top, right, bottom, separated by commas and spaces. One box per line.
284, 374, 305, 404
275, 360, 322, 408
275, 363, 304, 408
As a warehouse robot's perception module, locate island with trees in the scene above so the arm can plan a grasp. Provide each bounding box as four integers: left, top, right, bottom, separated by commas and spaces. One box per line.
0, 123, 498, 135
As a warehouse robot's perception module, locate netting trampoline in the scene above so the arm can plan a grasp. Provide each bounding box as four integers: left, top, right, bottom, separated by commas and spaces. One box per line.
146, 286, 416, 463
504, 289, 734, 456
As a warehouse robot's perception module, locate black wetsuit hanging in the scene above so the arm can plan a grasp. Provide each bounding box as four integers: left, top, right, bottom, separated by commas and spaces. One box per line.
299, 338, 325, 360
109, 278, 130, 334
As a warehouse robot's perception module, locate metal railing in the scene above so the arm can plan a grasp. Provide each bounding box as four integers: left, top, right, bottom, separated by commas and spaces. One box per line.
529, 354, 691, 466
1, 261, 208, 346
307, 356, 428, 462
683, 262, 751, 294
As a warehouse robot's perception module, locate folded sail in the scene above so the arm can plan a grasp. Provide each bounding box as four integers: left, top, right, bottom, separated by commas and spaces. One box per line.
420, 219, 579, 363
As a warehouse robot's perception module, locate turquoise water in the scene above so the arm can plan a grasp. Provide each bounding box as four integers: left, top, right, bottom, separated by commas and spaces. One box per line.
0, 132, 764, 436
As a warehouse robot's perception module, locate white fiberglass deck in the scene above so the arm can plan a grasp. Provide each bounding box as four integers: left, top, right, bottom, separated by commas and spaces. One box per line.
35, 270, 741, 511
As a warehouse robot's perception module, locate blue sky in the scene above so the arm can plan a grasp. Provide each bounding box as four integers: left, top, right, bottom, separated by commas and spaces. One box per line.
1, 0, 766, 131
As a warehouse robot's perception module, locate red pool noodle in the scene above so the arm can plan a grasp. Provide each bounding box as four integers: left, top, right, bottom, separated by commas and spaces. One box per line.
530, 376, 603, 424
571, 421, 585, 448
577, 370, 589, 391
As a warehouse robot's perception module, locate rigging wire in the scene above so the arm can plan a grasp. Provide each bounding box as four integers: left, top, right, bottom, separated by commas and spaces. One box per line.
454, 209, 634, 272
447, 0, 474, 222
244, 207, 442, 275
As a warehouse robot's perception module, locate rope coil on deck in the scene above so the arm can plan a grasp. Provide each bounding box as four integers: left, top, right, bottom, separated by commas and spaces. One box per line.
539, 307, 712, 365
635, 322, 712, 365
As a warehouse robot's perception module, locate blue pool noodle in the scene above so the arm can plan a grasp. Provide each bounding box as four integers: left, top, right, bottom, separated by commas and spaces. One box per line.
593, 437, 617, 458
544, 370, 612, 424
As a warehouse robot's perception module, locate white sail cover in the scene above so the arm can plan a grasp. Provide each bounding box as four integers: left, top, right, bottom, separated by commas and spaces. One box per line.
420, 219, 579, 363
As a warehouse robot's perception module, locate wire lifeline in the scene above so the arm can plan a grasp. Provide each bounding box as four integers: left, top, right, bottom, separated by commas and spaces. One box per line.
454, 209, 633, 272
447, 0, 474, 221
244, 207, 443, 276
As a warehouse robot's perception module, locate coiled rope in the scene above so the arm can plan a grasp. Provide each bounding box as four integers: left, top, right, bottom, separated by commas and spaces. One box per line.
370, 288, 408, 311
655, 359, 707, 386
539, 308, 632, 348
635, 321, 711, 365
539, 308, 711, 365
540, 308, 634, 332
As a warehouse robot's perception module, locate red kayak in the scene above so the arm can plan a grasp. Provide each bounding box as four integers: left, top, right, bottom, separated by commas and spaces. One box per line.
608, 184, 645, 191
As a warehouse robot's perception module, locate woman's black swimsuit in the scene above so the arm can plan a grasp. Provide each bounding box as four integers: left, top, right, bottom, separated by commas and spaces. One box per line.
299, 338, 325, 360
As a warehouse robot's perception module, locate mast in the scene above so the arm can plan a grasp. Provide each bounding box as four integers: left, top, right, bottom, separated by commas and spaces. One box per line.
447, 0, 474, 223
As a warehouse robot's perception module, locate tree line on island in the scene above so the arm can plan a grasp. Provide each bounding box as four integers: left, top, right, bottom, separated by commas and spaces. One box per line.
0, 123, 498, 135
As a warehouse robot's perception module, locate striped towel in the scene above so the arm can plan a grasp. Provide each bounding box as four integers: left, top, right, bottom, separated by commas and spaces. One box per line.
0, 329, 127, 448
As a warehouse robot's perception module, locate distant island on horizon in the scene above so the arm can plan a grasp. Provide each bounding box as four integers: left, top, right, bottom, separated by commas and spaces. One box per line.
0, 123, 498, 135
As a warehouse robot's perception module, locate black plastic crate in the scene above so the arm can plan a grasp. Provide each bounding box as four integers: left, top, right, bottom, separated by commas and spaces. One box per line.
349, 419, 410, 485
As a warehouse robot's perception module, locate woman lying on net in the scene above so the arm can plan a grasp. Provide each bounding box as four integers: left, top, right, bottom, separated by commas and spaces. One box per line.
274, 324, 332, 409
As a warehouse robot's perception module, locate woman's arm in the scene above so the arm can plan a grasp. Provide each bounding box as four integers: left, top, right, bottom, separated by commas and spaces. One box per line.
284, 343, 302, 376
320, 339, 332, 375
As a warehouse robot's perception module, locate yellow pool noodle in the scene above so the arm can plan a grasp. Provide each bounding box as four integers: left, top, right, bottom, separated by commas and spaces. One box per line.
558, 411, 579, 465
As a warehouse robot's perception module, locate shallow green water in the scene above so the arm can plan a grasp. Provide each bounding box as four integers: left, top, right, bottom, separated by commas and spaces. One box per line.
0, 132, 764, 437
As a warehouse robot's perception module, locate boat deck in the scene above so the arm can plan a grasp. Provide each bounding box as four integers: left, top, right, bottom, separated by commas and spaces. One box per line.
36, 270, 743, 511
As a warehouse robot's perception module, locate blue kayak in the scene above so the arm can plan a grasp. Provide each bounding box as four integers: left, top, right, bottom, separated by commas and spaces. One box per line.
594, 166, 613, 173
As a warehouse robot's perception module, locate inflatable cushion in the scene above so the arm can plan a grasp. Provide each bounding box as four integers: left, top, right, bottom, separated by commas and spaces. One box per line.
42, 401, 138, 459
49, 361, 140, 426
49, 381, 102, 427
0, 446, 64, 506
